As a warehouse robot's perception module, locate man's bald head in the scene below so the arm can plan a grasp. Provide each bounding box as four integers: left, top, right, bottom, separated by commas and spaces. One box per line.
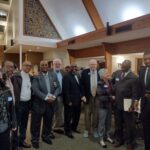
22, 61, 32, 73
40, 60, 49, 73
121, 60, 131, 72
89, 59, 97, 71
3, 60, 14, 76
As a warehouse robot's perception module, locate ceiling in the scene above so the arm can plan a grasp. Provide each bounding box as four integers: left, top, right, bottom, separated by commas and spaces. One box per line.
2, 0, 150, 53
67, 26, 150, 50
4, 44, 56, 53
40, 0, 150, 40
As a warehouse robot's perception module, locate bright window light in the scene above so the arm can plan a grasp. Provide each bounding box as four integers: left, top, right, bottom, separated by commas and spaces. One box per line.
74, 26, 86, 36
122, 6, 143, 21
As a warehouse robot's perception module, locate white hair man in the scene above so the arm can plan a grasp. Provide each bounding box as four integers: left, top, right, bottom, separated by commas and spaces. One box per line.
81, 59, 100, 138
52, 58, 65, 132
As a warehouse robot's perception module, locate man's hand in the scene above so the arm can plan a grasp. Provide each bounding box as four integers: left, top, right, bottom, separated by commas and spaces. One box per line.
47, 96, 56, 103
81, 96, 87, 103
133, 100, 139, 111
12, 128, 17, 131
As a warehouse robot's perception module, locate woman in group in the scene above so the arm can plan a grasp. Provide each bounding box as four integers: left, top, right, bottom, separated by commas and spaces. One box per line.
0, 73, 17, 150
96, 68, 114, 148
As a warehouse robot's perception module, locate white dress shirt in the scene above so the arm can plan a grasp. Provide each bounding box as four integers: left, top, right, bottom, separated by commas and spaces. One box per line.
20, 71, 31, 101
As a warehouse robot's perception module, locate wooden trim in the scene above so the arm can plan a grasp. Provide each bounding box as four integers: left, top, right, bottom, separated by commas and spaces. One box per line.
68, 46, 105, 58
82, 0, 104, 30
108, 37, 150, 55
57, 14, 150, 48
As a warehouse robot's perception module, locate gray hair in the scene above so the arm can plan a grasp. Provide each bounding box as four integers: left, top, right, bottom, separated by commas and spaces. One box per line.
98, 68, 108, 78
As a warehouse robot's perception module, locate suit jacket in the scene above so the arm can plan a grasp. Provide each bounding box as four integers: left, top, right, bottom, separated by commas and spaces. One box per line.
32, 71, 61, 114
138, 66, 150, 122
111, 70, 138, 110
62, 72, 82, 106
81, 68, 100, 104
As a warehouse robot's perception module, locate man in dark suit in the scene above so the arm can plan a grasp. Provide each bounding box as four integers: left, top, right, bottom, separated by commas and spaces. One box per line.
31, 60, 60, 148
112, 60, 139, 150
62, 63, 83, 139
138, 51, 150, 150
81, 59, 100, 138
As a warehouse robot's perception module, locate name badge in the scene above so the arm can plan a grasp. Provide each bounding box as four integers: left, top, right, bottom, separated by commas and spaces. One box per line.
104, 84, 108, 88
115, 78, 119, 81
8, 96, 13, 102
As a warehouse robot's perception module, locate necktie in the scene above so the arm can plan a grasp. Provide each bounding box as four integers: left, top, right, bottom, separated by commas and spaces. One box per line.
74, 75, 79, 84
121, 72, 125, 80
91, 71, 97, 97
44, 74, 51, 93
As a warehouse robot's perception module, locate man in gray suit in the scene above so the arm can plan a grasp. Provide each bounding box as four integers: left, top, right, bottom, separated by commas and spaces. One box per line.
31, 60, 60, 149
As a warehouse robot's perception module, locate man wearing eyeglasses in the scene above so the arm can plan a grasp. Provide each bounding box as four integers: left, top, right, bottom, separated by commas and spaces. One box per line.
11, 61, 32, 149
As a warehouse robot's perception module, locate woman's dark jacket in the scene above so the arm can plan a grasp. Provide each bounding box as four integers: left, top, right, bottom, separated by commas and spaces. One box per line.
96, 79, 112, 109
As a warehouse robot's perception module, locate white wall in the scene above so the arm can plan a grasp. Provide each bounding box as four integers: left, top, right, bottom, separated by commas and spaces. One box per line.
76, 56, 105, 68
6, 0, 20, 46
43, 48, 70, 67
112, 53, 143, 73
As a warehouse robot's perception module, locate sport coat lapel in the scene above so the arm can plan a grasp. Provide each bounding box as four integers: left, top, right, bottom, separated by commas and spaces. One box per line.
39, 72, 47, 92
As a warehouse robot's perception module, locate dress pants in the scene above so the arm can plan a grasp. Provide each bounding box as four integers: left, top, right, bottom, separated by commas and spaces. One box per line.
84, 96, 98, 132
31, 104, 54, 143
64, 104, 81, 134
16, 101, 30, 145
141, 99, 150, 150
0, 129, 10, 150
115, 108, 136, 148
53, 95, 64, 128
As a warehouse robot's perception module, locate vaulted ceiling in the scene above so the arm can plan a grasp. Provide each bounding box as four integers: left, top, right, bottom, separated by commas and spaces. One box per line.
40, 0, 150, 40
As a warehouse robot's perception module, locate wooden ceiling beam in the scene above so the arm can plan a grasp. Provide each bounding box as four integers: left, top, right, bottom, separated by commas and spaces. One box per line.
82, 0, 104, 30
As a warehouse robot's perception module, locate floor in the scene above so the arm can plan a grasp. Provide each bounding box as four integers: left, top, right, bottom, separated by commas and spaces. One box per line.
25, 113, 145, 150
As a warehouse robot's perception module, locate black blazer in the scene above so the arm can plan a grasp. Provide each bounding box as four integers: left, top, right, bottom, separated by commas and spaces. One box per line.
11, 72, 32, 107
138, 66, 148, 98
81, 69, 100, 104
62, 72, 82, 106
111, 70, 138, 110
138, 66, 150, 121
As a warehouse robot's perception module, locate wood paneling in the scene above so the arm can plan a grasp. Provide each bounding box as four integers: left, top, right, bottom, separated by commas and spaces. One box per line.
0, 45, 4, 66
4, 53, 25, 68
82, 0, 104, 30
102, 43, 112, 73
26, 52, 43, 65
109, 37, 150, 55
68, 46, 105, 58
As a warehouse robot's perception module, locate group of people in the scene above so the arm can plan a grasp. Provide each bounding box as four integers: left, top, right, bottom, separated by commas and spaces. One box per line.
0, 51, 150, 150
